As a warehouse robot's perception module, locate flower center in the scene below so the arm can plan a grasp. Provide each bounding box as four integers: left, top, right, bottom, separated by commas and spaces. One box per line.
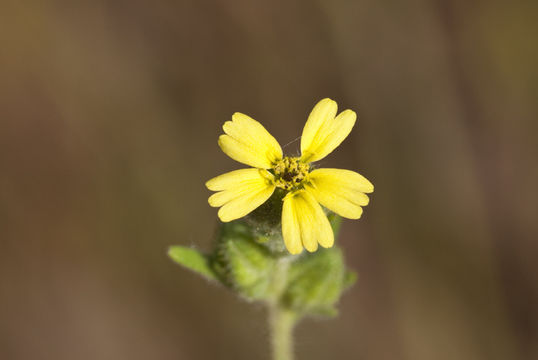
273, 157, 310, 191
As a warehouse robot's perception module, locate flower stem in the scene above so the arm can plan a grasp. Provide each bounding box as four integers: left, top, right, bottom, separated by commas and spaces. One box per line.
270, 305, 296, 360
268, 257, 297, 360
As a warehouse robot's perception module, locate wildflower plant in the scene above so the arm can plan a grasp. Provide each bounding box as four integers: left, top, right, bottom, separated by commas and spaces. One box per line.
169, 98, 373, 360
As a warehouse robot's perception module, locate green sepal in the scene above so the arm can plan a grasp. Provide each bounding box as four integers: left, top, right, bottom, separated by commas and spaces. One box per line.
281, 247, 348, 317
244, 189, 287, 254
211, 221, 276, 300
168, 246, 218, 281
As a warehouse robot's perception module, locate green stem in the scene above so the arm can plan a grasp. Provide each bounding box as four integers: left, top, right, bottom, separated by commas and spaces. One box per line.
268, 258, 297, 360
270, 305, 296, 360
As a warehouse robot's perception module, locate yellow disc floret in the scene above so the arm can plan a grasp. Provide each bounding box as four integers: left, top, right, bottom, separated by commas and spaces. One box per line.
273, 157, 310, 191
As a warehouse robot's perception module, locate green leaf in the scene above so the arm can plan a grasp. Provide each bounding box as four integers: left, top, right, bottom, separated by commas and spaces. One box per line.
168, 246, 217, 281
224, 237, 276, 300
211, 221, 277, 300
282, 247, 347, 317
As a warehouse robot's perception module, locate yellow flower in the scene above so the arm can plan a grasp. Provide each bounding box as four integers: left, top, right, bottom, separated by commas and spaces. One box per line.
206, 98, 374, 254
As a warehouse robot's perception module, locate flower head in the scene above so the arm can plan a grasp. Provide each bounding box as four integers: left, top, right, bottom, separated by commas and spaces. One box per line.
206, 98, 374, 254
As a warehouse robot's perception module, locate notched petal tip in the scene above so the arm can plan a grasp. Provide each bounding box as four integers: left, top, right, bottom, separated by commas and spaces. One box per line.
281, 190, 335, 255
317, 98, 337, 107
339, 108, 357, 120
303, 241, 319, 253
287, 245, 304, 255
222, 120, 233, 133
216, 133, 230, 151
300, 99, 358, 163
307, 168, 373, 220
217, 208, 235, 222
205, 178, 220, 191
232, 111, 247, 117
208, 194, 219, 207
319, 239, 334, 249
217, 114, 282, 168
318, 228, 335, 249
344, 206, 364, 220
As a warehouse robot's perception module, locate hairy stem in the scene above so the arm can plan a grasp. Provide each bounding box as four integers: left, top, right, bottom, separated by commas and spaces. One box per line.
268, 257, 297, 360
270, 305, 296, 360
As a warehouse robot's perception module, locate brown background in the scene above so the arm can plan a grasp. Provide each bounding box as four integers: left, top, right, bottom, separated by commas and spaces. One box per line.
1, 1, 537, 359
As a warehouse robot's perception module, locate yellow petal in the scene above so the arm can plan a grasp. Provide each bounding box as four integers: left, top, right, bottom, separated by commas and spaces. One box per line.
217, 184, 275, 222
206, 169, 275, 222
300, 98, 356, 163
281, 190, 334, 254
218, 112, 282, 169
206, 168, 271, 191
281, 196, 303, 255
306, 168, 373, 219
300, 98, 337, 156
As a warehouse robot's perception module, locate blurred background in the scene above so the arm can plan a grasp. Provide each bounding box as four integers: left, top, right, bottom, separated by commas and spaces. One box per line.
1, 0, 537, 359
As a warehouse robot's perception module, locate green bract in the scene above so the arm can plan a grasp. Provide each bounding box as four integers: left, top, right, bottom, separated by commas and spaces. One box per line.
168, 212, 356, 319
